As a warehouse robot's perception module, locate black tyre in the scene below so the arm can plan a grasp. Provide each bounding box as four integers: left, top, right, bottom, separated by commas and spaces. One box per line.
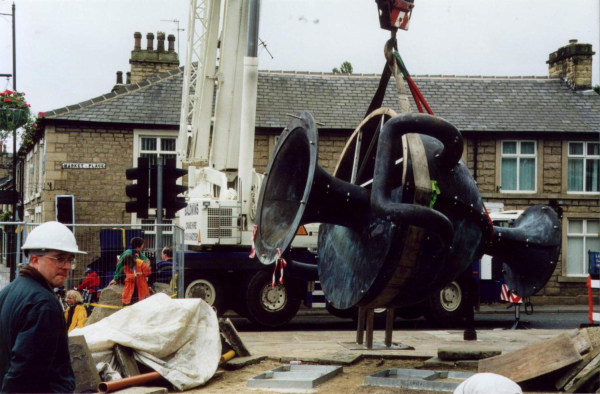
185, 275, 229, 317
242, 270, 303, 328
396, 305, 424, 320
423, 272, 474, 328
325, 303, 357, 320
327, 304, 393, 328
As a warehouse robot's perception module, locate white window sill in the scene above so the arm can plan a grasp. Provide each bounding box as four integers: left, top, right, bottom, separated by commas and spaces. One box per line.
566, 191, 600, 195
500, 190, 537, 194
558, 276, 588, 283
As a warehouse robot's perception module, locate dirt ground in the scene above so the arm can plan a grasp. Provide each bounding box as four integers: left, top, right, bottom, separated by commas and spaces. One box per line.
186, 358, 477, 394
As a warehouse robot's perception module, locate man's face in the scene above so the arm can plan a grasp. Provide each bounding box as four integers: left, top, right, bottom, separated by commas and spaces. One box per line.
29, 250, 74, 287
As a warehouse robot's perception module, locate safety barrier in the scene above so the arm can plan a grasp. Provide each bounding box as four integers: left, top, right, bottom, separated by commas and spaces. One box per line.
0, 222, 185, 301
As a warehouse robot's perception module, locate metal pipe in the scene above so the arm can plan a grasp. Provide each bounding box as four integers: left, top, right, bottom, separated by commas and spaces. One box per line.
385, 308, 394, 347
365, 309, 375, 349
356, 307, 366, 344
246, 0, 260, 57
156, 160, 163, 260
98, 371, 162, 393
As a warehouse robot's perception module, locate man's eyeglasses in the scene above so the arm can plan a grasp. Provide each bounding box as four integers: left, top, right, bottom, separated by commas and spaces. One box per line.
42, 255, 76, 269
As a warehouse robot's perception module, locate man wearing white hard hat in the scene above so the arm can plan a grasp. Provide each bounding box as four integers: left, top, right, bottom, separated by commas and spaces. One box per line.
0, 221, 86, 393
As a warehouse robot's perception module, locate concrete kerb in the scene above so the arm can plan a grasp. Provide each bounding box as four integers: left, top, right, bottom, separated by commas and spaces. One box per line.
288, 304, 589, 318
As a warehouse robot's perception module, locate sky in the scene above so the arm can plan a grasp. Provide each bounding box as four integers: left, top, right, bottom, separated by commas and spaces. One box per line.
0, 0, 598, 151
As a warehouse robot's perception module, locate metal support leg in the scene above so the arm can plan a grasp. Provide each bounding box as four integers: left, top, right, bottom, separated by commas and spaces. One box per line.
366, 308, 375, 349
356, 307, 366, 344
463, 303, 477, 341
510, 304, 530, 330
385, 308, 394, 347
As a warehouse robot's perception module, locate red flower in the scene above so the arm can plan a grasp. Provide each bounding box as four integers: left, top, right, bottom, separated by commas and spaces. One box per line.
4, 98, 11, 102
38, 112, 45, 117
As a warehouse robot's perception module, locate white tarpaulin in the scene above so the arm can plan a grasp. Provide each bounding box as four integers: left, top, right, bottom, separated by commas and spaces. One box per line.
70, 293, 221, 391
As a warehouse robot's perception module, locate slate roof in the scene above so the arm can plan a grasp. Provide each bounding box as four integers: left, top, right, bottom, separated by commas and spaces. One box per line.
46, 69, 600, 133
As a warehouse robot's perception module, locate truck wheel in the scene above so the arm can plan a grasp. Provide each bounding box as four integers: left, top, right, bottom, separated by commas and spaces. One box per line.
185, 276, 228, 316
424, 274, 472, 327
243, 271, 303, 328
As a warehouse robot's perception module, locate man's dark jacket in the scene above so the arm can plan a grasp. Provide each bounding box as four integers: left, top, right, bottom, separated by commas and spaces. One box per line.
0, 267, 75, 393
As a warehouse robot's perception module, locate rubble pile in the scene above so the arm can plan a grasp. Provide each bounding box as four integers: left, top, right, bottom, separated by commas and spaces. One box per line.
478, 327, 600, 393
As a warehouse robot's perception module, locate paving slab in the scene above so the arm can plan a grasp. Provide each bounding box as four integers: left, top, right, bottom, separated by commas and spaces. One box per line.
240, 329, 570, 363
423, 357, 455, 369
221, 355, 267, 370
438, 345, 502, 360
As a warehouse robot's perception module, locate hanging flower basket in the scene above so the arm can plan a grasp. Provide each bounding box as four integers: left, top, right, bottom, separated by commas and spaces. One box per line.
0, 90, 31, 132
0, 108, 29, 131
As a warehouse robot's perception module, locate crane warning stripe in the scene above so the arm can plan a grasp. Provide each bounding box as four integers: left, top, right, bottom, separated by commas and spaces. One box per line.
500, 284, 523, 304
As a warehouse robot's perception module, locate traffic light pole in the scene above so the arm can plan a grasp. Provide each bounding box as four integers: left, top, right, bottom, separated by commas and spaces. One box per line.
155, 160, 163, 262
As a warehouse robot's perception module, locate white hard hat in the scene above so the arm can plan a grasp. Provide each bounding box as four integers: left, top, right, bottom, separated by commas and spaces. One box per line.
21, 221, 86, 255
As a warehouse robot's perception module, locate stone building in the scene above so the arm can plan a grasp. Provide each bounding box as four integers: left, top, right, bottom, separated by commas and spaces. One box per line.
17, 38, 599, 304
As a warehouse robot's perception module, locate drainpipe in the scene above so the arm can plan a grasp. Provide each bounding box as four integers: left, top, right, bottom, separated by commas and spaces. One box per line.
473, 138, 478, 182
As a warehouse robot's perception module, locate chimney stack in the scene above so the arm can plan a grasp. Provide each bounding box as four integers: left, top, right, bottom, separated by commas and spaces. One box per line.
157, 32, 165, 52
134, 32, 142, 50
547, 40, 595, 90
146, 33, 154, 50
112, 71, 124, 92
126, 72, 131, 84
168, 34, 175, 52
128, 32, 179, 85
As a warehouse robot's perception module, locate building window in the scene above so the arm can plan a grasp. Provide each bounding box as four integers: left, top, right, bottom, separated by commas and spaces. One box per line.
140, 218, 173, 252
568, 142, 599, 193
139, 136, 177, 164
567, 218, 600, 276
501, 141, 536, 192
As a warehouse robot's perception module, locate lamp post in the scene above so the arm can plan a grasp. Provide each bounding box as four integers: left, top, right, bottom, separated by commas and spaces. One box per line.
0, 3, 17, 219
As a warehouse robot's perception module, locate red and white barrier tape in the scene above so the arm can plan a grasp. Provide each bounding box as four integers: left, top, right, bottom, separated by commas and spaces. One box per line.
272, 247, 287, 288
249, 225, 257, 258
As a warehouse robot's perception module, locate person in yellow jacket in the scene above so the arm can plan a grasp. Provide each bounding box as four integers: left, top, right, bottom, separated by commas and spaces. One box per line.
64, 290, 87, 332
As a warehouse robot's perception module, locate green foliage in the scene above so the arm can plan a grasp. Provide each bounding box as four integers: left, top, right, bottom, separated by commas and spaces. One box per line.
18, 114, 46, 157
594, 85, 599, 94
332, 61, 353, 74
0, 211, 12, 221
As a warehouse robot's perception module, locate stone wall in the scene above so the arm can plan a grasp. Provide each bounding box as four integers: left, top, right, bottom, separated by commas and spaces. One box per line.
253, 130, 349, 175
42, 124, 134, 225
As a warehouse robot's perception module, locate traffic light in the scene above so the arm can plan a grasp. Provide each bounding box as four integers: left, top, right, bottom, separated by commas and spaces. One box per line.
125, 157, 150, 219
163, 158, 188, 219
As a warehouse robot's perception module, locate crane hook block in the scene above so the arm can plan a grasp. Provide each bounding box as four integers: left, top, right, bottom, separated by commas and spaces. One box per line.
376, 0, 415, 32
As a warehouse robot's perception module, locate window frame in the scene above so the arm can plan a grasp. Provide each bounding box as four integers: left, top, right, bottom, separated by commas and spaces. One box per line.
499, 140, 538, 193
566, 141, 600, 195
562, 214, 600, 278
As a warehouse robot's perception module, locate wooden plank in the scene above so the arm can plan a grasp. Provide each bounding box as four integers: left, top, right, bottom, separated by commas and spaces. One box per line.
568, 328, 592, 355
564, 352, 600, 393
219, 318, 251, 357
556, 328, 600, 390
478, 333, 582, 383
